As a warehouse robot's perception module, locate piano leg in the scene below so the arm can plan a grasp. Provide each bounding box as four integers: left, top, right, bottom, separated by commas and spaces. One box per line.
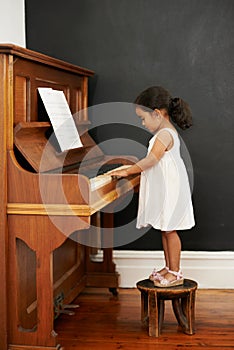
85, 212, 120, 292
36, 248, 58, 345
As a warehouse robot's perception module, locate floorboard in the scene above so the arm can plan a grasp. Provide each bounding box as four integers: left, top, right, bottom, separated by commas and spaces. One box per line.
55, 287, 234, 349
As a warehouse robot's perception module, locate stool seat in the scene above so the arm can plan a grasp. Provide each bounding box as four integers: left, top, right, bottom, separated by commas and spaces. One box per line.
136, 278, 197, 337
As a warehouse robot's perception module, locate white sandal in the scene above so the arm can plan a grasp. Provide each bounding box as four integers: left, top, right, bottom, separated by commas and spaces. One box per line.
153, 269, 184, 287
149, 266, 169, 282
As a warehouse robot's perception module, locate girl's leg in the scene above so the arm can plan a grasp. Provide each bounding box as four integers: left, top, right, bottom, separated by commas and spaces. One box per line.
154, 231, 170, 275
149, 231, 169, 280
161, 231, 170, 268
150, 230, 181, 281
164, 230, 182, 281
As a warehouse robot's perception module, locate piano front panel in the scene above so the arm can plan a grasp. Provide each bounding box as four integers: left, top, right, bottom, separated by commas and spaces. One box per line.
13, 236, 86, 333
53, 236, 86, 304
13, 57, 86, 125
8, 213, 89, 347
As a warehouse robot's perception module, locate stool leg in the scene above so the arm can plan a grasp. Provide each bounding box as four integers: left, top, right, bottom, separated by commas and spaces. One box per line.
172, 291, 196, 335
181, 290, 196, 335
158, 299, 165, 334
172, 298, 188, 332
148, 292, 159, 337
140, 290, 148, 325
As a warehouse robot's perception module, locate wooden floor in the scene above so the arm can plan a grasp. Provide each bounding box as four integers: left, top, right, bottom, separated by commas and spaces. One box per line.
55, 287, 234, 350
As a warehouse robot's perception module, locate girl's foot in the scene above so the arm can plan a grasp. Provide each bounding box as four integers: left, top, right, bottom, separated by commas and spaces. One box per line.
149, 266, 169, 282
153, 269, 184, 287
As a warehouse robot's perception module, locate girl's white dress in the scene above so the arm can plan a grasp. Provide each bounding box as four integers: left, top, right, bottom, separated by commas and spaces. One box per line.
136, 128, 195, 231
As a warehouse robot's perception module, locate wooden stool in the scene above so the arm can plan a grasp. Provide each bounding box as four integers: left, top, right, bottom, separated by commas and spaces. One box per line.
136, 278, 197, 337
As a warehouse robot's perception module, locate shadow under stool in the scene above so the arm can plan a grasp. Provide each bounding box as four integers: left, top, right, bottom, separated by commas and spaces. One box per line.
136, 278, 198, 337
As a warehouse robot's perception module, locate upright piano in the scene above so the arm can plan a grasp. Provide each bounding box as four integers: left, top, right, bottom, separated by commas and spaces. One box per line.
0, 44, 139, 350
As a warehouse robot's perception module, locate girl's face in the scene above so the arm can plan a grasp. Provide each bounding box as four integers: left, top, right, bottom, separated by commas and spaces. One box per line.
136, 107, 162, 133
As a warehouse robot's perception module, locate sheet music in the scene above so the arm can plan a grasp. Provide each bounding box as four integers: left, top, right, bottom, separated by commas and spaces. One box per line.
38, 88, 83, 152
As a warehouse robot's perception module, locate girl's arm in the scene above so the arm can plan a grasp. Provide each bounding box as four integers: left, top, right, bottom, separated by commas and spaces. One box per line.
110, 131, 173, 177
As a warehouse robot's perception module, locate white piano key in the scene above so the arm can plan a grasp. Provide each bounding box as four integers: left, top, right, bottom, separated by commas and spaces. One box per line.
89, 164, 132, 191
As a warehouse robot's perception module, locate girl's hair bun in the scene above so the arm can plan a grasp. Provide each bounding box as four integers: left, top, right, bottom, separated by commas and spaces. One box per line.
169, 97, 181, 112
169, 97, 192, 130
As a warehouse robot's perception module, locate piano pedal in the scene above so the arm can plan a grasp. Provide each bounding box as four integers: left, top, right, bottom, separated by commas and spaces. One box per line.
62, 303, 80, 309
54, 292, 79, 319
60, 304, 80, 315
57, 309, 75, 316
109, 287, 118, 297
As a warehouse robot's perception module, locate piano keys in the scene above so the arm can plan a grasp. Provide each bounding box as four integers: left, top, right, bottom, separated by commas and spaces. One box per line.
89, 164, 131, 190
0, 44, 140, 350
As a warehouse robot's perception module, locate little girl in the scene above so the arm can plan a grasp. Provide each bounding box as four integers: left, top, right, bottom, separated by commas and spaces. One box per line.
110, 86, 195, 287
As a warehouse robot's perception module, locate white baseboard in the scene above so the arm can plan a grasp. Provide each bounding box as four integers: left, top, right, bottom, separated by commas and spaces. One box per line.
112, 250, 234, 289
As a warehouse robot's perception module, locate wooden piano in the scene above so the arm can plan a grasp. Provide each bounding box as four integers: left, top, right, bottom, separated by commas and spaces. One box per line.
0, 44, 140, 350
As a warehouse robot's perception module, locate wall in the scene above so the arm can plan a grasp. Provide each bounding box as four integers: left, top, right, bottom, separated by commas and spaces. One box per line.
25, 0, 234, 251
0, 0, 25, 46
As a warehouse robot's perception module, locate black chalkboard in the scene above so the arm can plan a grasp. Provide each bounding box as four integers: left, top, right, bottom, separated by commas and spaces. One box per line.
25, 0, 234, 250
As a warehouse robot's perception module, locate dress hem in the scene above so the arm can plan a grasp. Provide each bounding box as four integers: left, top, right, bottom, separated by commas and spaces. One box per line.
136, 223, 195, 231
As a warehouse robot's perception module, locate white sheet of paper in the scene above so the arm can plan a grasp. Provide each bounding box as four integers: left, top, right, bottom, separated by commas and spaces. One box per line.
38, 88, 83, 152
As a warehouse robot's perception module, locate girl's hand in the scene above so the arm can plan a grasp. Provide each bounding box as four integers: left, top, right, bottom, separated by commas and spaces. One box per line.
109, 169, 129, 178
